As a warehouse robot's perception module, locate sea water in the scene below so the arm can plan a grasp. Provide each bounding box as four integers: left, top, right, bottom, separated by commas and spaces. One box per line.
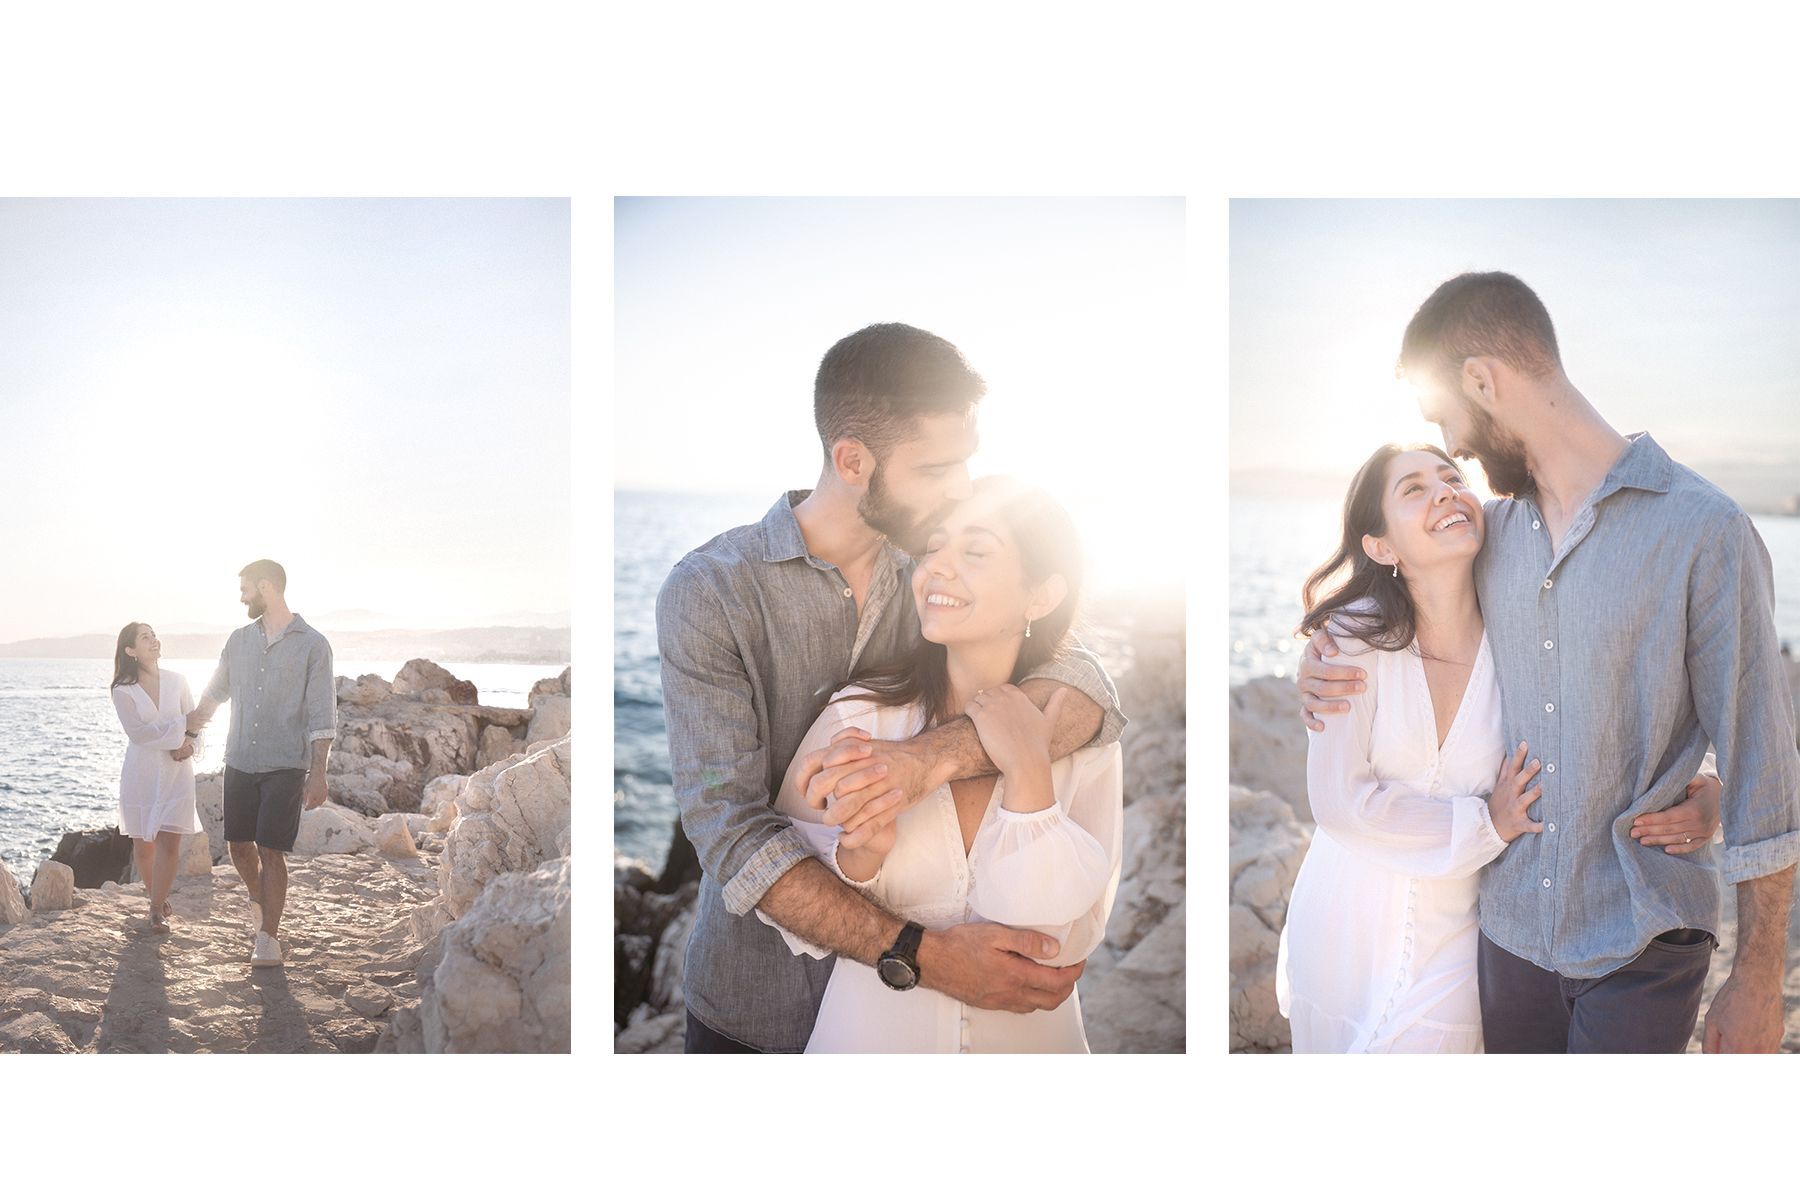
0, 658, 556, 880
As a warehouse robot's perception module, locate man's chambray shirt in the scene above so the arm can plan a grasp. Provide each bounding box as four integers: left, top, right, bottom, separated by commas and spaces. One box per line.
203, 614, 336, 774
1475, 434, 1800, 978
657, 491, 1127, 1052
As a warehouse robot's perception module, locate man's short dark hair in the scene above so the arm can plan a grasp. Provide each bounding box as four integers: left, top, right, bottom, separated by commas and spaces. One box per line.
813, 323, 986, 459
240, 559, 286, 593
1399, 272, 1562, 385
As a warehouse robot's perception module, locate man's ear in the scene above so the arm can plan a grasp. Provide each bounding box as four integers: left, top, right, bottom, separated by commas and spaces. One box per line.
830, 438, 876, 487
1460, 357, 1498, 412
1026, 573, 1069, 622
1361, 533, 1396, 569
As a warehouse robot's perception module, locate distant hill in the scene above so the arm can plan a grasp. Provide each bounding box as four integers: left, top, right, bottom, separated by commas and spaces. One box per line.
0, 625, 571, 665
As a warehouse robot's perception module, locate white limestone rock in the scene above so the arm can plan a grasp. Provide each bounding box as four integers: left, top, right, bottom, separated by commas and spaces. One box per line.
524, 694, 571, 747
196, 771, 226, 863
180, 830, 214, 877
1229, 785, 1311, 1053
476, 724, 524, 770
1230, 676, 1311, 820
336, 673, 394, 705
422, 858, 571, 1053
0, 857, 27, 925
440, 737, 571, 918
291, 804, 376, 857
374, 813, 419, 859
29, 861, 75, 912
391, 659, 462, 698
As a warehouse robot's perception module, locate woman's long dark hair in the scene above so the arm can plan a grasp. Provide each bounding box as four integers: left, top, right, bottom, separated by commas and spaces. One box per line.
848, 478, 1084, 729
1298, 442, 1458, 652
111, 622, 149, 689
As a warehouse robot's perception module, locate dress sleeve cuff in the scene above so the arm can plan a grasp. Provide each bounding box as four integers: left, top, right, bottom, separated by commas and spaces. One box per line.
830, 843, 883, 890
721, 823, 814, 916
1722, 828, 1800, 885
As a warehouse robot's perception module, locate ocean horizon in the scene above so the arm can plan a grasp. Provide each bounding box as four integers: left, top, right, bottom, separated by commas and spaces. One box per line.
0, 658, 562, 882
1231, 494, 1800, 686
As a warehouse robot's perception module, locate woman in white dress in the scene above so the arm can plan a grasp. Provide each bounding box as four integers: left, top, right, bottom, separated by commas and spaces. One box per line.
110, 623, 203, 933
769, 479, 1123, 1053
1276, 444, 1720, 1052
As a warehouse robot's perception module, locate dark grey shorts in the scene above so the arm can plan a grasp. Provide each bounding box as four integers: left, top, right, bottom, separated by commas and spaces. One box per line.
222, 767, 307, 853
1478, 929, 1715, 1053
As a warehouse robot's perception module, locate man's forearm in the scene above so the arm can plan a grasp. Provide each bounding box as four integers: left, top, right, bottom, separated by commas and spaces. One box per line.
903, 683, 1105, 792
1734, 863, 1796, 977
308, 737, 332, 776
757, 857, 903, 966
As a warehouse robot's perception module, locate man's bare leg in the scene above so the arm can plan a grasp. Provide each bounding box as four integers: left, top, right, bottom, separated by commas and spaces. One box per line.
228, 840, 262, 916
258, 846, 288, 937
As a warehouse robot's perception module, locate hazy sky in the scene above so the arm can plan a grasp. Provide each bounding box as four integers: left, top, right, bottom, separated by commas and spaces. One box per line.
1231, 199, 1800, 489
0, 199, 569, 643
615, 197, 1186, 597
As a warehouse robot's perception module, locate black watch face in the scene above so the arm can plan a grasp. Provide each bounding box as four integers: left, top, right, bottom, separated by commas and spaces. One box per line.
877, 956, 918, 990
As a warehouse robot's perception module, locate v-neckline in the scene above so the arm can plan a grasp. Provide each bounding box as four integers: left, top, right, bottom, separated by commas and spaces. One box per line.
943, 776, 1006, 861
136, 674, 165, 711
1412, 633, 1487, 755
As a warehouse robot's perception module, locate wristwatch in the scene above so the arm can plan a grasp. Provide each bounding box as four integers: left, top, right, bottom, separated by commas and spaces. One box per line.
876, 921, 925, 991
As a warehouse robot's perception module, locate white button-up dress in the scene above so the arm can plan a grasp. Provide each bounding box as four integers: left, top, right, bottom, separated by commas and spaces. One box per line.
768, 690, 1124, 1053
1277, 631, 1507, 1053
111, 671, 204, 840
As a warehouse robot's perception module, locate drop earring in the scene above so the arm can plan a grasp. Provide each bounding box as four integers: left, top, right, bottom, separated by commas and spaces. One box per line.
1391, 564, 1398, 578
1025, 618, 1033, 639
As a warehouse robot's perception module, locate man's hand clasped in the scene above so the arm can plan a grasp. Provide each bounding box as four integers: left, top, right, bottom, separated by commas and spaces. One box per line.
793, 725, 919, 850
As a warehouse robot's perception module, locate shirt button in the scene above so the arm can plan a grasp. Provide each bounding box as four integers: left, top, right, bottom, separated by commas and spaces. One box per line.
842, 587, 852, 599
1543, 579, 1554, 589
1547, 822, 1557, 832
1542, 878, 1552, 888
1545, 763, 1555, 773
1533, 520, 1541, 530
1544, 702, 1555, 713
1543, 640, 1554, 650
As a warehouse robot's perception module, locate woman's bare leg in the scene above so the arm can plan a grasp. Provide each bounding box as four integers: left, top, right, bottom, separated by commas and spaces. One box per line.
150, 830, 182, 926
132, 838, 156, 921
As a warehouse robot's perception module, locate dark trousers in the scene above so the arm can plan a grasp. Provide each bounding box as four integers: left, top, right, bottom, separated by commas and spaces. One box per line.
683, 1008, 765, 1054
1478, 930, 1714, 1053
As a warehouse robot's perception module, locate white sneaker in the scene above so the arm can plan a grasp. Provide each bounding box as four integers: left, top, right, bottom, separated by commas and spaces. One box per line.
250, 930, 283, 967
248, 901, 263, 933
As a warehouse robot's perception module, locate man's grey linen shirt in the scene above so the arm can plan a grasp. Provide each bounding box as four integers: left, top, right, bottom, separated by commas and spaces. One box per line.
1475, 434, 1800, 978
657, 491, 1127, 1052
203, 614, 337, 774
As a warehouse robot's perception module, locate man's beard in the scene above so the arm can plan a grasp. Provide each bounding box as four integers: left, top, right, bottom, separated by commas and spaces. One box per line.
246, 595, 266, 618
1461, 402, 1535, 498
858, 466, 932, 555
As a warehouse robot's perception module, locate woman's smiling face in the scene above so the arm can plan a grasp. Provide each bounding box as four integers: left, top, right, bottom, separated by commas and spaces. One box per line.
912, 496, 1035, 648
1368, 449, 1485, 574
130, 625, 161, 667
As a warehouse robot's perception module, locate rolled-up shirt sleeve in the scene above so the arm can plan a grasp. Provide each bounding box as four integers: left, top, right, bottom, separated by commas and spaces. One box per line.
1022, 636, 1127, 749
306, 637, 337, 742
657, 563, 811, 916
1686, 513, 1800, 884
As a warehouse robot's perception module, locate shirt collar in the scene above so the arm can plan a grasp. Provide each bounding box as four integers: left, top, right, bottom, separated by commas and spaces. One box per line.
251, 612, 312, 646
758, 490, 913, 577
759, 491, 816, 563
1592, 432, 1674, 503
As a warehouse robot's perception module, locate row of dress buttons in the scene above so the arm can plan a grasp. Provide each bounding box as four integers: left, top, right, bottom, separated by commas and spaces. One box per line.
960, 1014, 971, 1053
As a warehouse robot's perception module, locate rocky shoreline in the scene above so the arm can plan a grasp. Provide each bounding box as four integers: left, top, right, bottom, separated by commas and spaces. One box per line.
1228, 666, 1800, 1053
0, 660, 573, 1054
615, 599, 1186, 1053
